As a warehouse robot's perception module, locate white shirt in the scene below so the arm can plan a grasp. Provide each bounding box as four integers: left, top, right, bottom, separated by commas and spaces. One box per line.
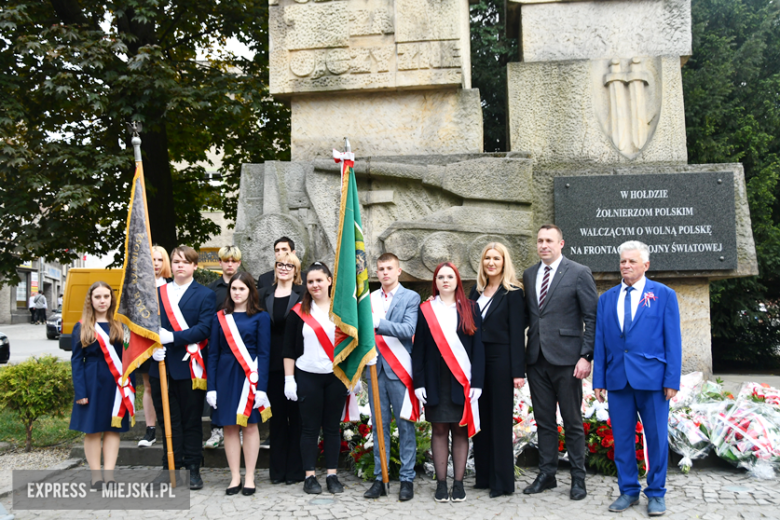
156, 277, 167, 288
617, 276, 647, 331
372, 284, 400, 328
29, 296, 35, 308
167, 278, 193, 308
536, 255, 564, 306
433, 296, 458, 332
476, 293, 492, 318
297, 302, 337, 374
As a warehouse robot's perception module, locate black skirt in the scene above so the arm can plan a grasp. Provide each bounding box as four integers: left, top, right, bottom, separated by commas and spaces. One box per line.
425, 360, 463, 423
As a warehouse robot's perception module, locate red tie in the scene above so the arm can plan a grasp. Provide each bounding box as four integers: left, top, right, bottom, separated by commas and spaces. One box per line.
539, 266, 552, 307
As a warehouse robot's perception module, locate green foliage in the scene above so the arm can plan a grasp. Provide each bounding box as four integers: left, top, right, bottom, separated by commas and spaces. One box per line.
0, 408, 82, 449
0, 0, 290, 286
683, 0, 780, 365
0, 356, 75, 452
470, 0, 518, 152
193, 267, 220, 286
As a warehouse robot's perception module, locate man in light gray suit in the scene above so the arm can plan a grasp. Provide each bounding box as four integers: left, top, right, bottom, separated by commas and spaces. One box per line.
364, 252, 421, 502
522, 224, 598, 500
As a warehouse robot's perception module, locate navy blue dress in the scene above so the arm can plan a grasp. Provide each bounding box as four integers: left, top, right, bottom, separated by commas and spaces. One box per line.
69, 322, 134, 434
207, 311, 271, 426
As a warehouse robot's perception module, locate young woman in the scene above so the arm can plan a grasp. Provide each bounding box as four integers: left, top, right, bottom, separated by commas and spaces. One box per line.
470, 243, 526, 498
282, 262, 347, 495
413, 262, 484, 503
257, 251, 305, 485
136, 245, 172, 448
206, 271, 271, 496
70, 281, 135, 489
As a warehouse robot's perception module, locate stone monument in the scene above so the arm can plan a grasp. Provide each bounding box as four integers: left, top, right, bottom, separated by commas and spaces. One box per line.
235, 0, 758, 376
505, 0, 758, 376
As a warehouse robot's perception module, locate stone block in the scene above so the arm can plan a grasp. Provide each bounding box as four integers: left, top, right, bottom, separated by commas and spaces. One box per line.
269, 0, 471, 96
507, 57, 688, 166
514, 0, 692, 62
290, 89, 483, 160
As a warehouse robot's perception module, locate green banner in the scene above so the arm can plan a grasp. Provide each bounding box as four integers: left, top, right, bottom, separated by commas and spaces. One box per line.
330, 160, 376, 389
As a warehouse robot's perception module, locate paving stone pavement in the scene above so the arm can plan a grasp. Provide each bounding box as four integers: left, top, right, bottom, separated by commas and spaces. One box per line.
1, 465, 779, 519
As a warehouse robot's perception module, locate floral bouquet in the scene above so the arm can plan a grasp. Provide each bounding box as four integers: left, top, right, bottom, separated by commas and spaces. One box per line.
513, 386, 537, 461
345, 415, 431, 480
667, 409, 711, 474
581, 392, 646, 477
670, 372, 704, 410
738, 382, 780, 407
707, 399, 780, 479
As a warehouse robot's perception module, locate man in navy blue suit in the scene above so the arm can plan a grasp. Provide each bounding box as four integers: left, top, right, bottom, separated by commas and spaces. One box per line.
150, 245, 216, 490
593, 241, 682, 517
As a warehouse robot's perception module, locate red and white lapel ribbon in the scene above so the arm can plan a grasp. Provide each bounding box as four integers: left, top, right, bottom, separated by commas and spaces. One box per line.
94, 324, 136, 428
292, 303, 359, 422
420, 300, 480, 437
160, 283, 208, 390
371, 290, 420, 422
217, 312, 271, 426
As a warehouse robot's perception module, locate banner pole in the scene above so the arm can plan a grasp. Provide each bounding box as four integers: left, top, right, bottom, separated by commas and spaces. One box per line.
369, 364, 390, 488
158, 360, 177, 487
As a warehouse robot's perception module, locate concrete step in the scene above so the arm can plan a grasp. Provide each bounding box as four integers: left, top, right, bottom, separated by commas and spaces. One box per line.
122, 416, 270, 442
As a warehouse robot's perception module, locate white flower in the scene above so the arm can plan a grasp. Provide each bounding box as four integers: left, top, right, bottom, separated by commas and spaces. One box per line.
392, 429, 399, 439
365, 441, 373, 449
343, 430, 354, 441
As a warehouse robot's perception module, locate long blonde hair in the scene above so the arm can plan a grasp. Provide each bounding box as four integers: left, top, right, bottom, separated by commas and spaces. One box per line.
152, 245, 172, 279
476, 242, 522, 293
80, 281, 123, 345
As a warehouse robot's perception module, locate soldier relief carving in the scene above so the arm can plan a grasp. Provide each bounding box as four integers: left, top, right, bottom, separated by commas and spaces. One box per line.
593, 56, 662, 159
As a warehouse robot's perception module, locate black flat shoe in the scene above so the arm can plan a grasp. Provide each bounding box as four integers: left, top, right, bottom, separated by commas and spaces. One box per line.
364, 480, 387, 499
523, 473, 557, 495
226, 484, 243, 495
303, 475, 322, 495
241, 486, 256, 496
326, 474, 344, 494
90, 481, 104, 491
271, 479, 284, 485
570, 477, 587, 500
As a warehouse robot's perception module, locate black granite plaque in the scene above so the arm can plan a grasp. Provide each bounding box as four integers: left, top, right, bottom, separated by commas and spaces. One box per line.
554, 172, 737, 272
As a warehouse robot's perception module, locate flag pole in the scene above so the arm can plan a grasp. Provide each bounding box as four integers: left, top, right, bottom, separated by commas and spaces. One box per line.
132, 132, 176, 487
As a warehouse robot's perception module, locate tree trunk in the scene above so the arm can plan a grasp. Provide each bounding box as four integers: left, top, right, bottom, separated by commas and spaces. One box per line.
142, 126, 178, 253
25, 422, 33, 453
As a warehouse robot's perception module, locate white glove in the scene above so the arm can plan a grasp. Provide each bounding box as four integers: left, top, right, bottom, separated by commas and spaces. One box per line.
366, 355, 377, 366
152, 346, 166, 362
470, 388, 482, 401
158, 328, 174, 345
254, 391, 270, 409
353, 380, 362, 394
206, 391, 217, 409
284, 376, 298, 401
372, 315, 380, 329
414, 387, 427, 405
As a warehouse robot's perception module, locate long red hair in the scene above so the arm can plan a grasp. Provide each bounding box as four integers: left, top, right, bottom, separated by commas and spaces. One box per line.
430, 262, 477, 335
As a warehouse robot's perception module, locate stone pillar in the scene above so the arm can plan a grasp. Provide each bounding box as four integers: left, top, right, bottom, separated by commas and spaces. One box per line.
505, 0, 758, 376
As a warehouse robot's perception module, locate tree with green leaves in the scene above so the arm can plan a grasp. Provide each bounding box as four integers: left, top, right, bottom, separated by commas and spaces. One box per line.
683, 0, 780, 368
0, 0, 290, 285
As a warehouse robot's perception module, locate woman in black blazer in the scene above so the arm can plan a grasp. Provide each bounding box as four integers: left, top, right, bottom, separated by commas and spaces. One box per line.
469, 242, 526, 497
413, 262, 484, 503
257, 251, 305, 485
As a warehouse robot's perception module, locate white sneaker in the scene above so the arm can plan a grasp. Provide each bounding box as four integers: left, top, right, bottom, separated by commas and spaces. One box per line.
204, 428, 223, 449
137, 426, 156, 447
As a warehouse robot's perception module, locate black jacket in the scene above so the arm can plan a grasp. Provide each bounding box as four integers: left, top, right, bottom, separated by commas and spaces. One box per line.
412, 301, 485, 407
258, 284, 304, 372
469, 285, 527, 378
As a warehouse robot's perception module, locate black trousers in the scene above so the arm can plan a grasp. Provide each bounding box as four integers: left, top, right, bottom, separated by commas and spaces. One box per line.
527, 353, 586, 479
473, 342, 516, 493
150, 375, 205, 468
296, 369, 347, 471
268, 371, 304, 481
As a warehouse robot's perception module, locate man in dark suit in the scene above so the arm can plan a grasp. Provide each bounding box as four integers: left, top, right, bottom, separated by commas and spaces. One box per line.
522, 224, 598, 500
593, 241, 681, 517
256, 237, 296, 291
150, 245, 216, 490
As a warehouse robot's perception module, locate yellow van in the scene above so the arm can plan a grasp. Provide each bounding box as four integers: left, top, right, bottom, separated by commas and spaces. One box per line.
58, 268, 123, 351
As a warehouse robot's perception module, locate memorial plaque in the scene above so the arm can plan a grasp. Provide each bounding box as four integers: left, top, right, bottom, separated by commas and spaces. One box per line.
554, 172, 737, 272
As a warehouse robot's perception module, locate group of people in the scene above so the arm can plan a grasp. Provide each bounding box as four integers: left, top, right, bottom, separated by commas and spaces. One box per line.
28, 290, 48, 324
68, 226, 682, 517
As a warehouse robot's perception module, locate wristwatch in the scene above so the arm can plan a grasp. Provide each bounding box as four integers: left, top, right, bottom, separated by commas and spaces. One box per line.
580, 353, 593, 362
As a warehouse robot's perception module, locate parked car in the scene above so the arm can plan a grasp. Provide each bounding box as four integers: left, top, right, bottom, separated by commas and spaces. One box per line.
47, 306, 62, 340
0, 332, 9, 364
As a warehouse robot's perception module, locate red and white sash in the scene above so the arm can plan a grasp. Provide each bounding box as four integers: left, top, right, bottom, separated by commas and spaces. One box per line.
420, 299, 480, 437
371, 290, 420, 422
160, 283, 208, 390
93, 324, 136, 428
292, 303, 359, 422
217, 312, 271, 426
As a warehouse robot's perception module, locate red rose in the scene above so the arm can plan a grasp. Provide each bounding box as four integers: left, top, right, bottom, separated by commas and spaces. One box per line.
601, 435, 614, 448
607, 449, 615, 461
635, 435, 640, 445
557, 425, 563, 433
583, 422, 591, 434
596, 425, 610, 438
588, 443, 598, 454
558, 441, 565, 452
636, 422, 643, 433
358, 424, 370, 436
636, 449, 644, 461
607, 418, 612, 427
